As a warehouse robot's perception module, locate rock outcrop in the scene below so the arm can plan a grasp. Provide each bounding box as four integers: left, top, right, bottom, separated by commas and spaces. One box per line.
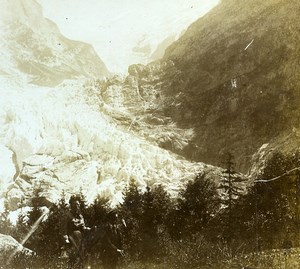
0, 233, 34, 263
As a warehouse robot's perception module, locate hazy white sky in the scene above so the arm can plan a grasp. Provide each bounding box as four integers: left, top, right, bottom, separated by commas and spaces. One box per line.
37, 0, 219, 73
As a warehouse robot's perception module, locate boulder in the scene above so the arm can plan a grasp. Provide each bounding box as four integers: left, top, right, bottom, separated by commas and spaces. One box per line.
0, 233, 34, 263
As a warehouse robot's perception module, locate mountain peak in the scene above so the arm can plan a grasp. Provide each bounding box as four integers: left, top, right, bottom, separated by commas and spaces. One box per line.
0, 0, 110, 86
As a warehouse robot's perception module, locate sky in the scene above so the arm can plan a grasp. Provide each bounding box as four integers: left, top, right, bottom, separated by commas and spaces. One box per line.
37, 0, 219, 74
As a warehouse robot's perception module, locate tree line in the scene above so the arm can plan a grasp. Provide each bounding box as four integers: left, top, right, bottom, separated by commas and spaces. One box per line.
1, 150, 300, 268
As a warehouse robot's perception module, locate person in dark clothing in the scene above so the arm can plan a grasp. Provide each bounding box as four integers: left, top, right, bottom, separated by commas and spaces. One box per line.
79, 211, 124, 269
101, 212, 124, 269
61, 199, 90, 268
62, 201, 124, 269
63, 201, 88, 242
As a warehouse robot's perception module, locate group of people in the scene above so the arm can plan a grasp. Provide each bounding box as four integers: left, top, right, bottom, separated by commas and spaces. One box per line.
61, 199, 124, 269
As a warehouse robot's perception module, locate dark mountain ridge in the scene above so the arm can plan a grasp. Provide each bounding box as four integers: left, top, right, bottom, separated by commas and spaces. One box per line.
126, 0, 300, 172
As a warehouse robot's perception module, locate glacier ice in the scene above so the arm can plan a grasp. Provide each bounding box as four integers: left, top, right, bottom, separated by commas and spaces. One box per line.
0, 0, 222, 212
0, 77, 221, 210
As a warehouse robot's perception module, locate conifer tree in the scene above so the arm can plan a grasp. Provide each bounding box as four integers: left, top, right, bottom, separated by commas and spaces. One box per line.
218, 153, 245, 242
120, 179, 143, 258
177, 173, 219, 235
38, 193, 70, 258
86, 195, 110, 227
139, 185, 171, 261
122, 179, 142, 219
238, 151, 297, 250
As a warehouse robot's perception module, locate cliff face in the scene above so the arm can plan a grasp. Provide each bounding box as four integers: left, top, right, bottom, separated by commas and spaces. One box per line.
0, 0, 110, 86
135, 0, 300, 171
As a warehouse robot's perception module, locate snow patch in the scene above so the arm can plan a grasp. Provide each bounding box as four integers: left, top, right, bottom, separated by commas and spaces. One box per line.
0, 145, 16, 198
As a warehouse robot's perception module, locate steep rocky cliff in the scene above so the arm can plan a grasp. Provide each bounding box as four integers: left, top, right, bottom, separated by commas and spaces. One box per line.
165, 0, 300, 171
122, 0, 300, 172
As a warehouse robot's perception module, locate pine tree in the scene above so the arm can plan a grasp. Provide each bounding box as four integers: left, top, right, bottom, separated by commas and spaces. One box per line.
177, 173, 219, 235
85, 195, 110, 227
257, 152, 291, 248
120, 179, 143, 259
151, 185, 171, 227
218, 153, 245, 242
38, 194, 70, 259
139, 185, 171, 261
122, 179, 142, 219
238, 151, 298, 250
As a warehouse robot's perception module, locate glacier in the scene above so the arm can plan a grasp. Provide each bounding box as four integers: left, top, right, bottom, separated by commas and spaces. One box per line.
0, 76, 221, 210
0, 0, 222, 212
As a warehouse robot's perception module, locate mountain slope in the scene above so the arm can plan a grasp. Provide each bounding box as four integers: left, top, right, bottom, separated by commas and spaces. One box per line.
135, 0, 300, 171
0, 0, 109, 86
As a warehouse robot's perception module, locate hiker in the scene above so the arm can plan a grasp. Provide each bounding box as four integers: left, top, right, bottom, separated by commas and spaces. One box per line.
61, 198, 90, 268
65, 200, 89, 244
61, 198, 124, 268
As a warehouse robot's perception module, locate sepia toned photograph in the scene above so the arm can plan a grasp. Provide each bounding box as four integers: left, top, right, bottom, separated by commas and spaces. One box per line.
0, 0, 300, 268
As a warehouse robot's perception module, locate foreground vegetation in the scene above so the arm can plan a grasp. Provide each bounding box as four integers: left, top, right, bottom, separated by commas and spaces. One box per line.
1, 151, 300, 268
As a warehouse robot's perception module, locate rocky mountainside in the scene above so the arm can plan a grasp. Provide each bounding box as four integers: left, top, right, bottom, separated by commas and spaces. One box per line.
119, 0, 300, 172
0, 0, 109, 86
